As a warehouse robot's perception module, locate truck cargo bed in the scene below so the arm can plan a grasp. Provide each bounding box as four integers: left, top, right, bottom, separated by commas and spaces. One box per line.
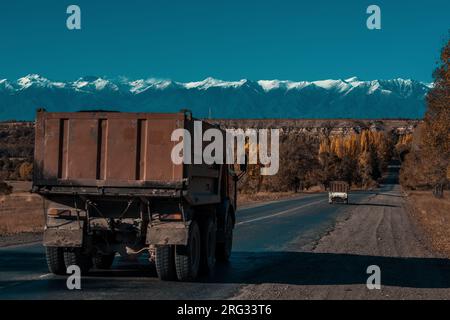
34, 111, 184, 186
33, 111, 222, 205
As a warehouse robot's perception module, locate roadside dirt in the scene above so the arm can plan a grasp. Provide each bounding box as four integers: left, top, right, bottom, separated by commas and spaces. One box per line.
0, 181, 44, 238
238, 192, 299, 206
0, 232, 42, 248
407, 191, 450, 257
233, 184, 450, 300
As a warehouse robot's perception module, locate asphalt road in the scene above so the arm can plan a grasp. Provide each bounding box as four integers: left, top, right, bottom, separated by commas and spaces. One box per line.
2, 170, 448, 299
0, 189, 373, 299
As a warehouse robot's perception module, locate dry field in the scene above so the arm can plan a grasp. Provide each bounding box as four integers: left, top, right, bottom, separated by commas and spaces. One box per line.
407, 190, 450, 257
0, 181, 44, 235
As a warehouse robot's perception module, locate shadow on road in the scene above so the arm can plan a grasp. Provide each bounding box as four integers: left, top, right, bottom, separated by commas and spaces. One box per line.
0, 251, 45, 273
205, 251, 450, 289
3, 249, 449, 290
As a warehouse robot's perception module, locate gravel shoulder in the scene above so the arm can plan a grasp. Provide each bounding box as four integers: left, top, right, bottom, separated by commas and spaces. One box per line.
406, 191, 450, 257
233, 183, 450, 300
0, 232, 42, 248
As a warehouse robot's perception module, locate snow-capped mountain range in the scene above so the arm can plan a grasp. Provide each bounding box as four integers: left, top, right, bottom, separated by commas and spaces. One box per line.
0, 74, 431, 120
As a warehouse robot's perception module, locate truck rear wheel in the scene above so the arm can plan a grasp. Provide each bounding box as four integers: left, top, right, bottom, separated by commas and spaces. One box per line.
216, 212, 233, 262
175, 220, 201, 281
155, 245, 176, 280
45, 247, 66, 275
63, 248, 93, 275
200, 217, 216, 274
93, 253, 115, 269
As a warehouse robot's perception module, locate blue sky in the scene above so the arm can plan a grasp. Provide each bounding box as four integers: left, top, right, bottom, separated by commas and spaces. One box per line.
0, 0, 448, 82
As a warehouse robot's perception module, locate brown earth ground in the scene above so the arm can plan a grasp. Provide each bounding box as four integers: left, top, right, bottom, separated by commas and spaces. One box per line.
407, 191, 450, 257
0, 181, 44, 242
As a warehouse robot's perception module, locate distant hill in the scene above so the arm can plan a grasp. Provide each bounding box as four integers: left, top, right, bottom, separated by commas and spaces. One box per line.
0, 74, 431, 120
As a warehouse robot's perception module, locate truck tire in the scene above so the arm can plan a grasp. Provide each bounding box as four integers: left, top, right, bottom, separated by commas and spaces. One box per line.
93, 253, 115, 269
155, 245, 176, 281
63, 248, 92, 275
200, 217, 217, 274
45, 247, 66, 275
216, 212, 233, 262
175, 220, 201, 281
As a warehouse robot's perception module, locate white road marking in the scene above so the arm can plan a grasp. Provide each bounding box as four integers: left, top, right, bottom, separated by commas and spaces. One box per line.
39, 273, 52, 279
236, 199, 327, 226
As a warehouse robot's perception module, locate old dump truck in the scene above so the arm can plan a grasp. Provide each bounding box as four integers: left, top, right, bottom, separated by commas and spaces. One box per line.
328, 181, 349, 204
32, 110, 246, 281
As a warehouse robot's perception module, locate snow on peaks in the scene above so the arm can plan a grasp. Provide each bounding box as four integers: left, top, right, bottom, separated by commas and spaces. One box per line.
129, 78, 173, 93
257, 80, 283, 91
93, 78, 116, 91
73, 76, 118, 91
0, 79, 13, 90
1, 75, 430, 99
17, 74, 52, 89
183, 77, 247, 90
312, 79, 350, 91
258, 80, 310, 91
259, 79, 361, 92
344, 76, 359, 83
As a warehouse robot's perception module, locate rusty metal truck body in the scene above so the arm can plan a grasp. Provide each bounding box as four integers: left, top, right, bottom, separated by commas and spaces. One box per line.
328, 181, 349, 204
33, 110, 242, 281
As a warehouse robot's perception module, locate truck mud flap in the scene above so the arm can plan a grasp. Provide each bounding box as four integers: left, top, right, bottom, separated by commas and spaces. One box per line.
146, 222, 189, 246
43, 220, 84, 248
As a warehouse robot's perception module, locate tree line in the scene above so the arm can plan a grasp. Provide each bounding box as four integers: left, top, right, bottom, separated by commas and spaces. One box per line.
399, 39, 449, 190
239, 129, 395, 193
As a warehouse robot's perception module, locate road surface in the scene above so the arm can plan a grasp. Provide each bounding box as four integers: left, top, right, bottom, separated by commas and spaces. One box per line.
1, 167, 450, 299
